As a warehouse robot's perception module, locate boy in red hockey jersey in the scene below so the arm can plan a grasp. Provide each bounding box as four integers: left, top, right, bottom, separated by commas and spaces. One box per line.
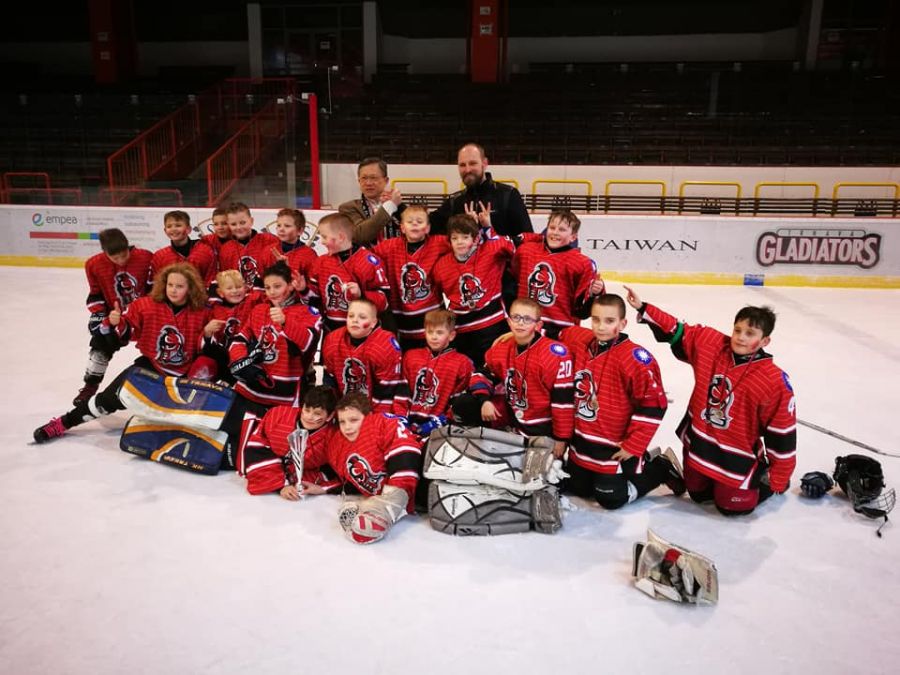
459, 298, 574, 458
34, 263, 217, 443
237, 385, 338, 498
262, 208, 318, 287
322, 298, 408, 415
73, 228, 153, 405
303, 212, 389, 333
372, 204, 450, 350
432, 213, 514, 367
150, 210, 216, 285
200, 206, 232, 260
205, 269, 267, 381
399, 309, 474, 435
559, 294, 684, 509
511, 209, 605, 339
625, 286, 797, 515
227, 261, 322, 410
302, 393, 422, 544
218, 202, 280, 287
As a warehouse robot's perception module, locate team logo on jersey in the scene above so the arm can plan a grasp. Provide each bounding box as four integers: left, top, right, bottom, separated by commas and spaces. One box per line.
156, 325, 186, 365
505, 368, 528, 410
258, 325, 279, 363
239, 256, 259, 284
342, 357, 369, 395
458, 273, 485, 308
400, 262, 430, 303
527, 262, 557, 306
345, 453, 385, 495
223, 317, 241, 342
702, 374, 734, 429
325, 275, 349, 312
573, 369, 597, 420
412, 367, 439, 407
114, 271, 139, 308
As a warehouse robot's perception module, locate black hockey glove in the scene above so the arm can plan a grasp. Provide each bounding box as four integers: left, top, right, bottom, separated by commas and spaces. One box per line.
229, 357, 274, 389
800, 471, 834, 499
88, 312, 108, 337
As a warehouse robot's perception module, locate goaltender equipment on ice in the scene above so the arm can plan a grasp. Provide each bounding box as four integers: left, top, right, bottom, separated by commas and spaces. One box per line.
422, 425, 567, 493
117, 368, 236, 474
338, 485, 409, 544
422, 425, 565, 535
800, 471, 834, 499
632, 529, 718, 605
120, 415, 228, 475
833, 454, 895, 537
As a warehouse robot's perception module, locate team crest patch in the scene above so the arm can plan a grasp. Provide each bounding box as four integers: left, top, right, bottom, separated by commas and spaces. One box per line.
632, 347, 653, 365
156, 325, 186, 365
258, 325, 280, 363
550, 343, 568, 356
527, 262, 557, 306
782, 371, 793, 392
342, 357, 369, 395
400, 262, 430, 303
346, 453, 385, 495
413, 367, 439, 406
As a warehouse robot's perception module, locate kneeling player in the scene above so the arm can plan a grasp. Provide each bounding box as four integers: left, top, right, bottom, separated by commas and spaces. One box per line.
625, 286, 796, 515
238, 386, 338, 499
560, 294, 684, 509
301, 394, 422, 544
34, 263, 218, 443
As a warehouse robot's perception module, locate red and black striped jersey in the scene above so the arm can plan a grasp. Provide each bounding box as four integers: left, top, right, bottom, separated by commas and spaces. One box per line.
432, 232, 514, 334
112, 296, 210, 376
150, 239, 217, 285
237, 405, 338, 495
399, 346, 474, 424
218, 230, 280, 286
512, 239, 600, 335
638, 303, 797, 491
473, 335, 575, 442
372, 235, 450, 341
208, 288, 268, 348
322, 326, 408, 415
307, 247, 390, 330
304, 413, 422, 508
228, 298, 322, 407
560, 326, 667, 475
84, 247, 153, 314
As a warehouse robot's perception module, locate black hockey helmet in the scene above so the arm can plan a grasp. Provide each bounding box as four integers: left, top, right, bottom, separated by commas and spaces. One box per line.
833, 454, 895, 536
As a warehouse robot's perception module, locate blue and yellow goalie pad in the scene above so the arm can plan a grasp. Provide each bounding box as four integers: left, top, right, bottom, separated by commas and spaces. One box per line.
118, 367, 234, 430
120, 415, 228, 475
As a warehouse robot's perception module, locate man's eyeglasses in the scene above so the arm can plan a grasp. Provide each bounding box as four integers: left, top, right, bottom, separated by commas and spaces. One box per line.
509, 314, 538, 325
358, 175, 384, 182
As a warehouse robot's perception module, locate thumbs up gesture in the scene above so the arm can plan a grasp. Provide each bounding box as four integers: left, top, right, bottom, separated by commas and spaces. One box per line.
590, 271, 605, 296
109, 302, 122, 326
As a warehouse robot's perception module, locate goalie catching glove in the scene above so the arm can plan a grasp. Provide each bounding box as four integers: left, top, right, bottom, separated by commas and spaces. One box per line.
338, 485, 409, 545
632, 529, 718, 605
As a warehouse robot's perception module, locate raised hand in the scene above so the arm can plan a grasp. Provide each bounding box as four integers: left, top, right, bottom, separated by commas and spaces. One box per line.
109, 301, 122, 326
269, 306, 286, 325
623, 285, 643, 310
590, 271, 605, 296
204, 318, 226, 337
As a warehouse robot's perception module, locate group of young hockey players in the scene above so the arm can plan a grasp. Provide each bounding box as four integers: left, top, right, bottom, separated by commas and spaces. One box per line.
32, 169, 797, 545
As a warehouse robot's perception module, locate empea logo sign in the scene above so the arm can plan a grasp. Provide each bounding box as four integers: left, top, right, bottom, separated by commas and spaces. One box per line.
32, 213, 43, 226
30, 212, 79, 227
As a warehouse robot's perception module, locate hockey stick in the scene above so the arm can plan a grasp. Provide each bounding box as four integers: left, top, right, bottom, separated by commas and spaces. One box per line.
798, 419, 900, 459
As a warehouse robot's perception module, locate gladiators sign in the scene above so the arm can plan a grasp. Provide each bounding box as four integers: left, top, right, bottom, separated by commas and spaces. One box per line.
756, 228, 881, 269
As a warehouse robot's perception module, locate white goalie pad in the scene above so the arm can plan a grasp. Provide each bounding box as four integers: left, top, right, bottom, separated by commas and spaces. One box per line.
422, 425, 559, 494
632, 529, 718, 605
428, 481, 561, 535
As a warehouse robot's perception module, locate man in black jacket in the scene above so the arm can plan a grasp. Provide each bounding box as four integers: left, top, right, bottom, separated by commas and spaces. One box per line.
430, 144, 533, 240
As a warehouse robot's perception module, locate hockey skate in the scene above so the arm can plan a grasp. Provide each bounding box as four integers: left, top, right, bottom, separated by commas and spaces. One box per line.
648, 446, 686, 496
423, 425, 558, 493
632, 529, 718, 605
33, 417, 67, 444
72, 381, 99, 406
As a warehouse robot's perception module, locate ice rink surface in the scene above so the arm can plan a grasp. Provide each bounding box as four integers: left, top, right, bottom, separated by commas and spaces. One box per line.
2, 266, 899, 675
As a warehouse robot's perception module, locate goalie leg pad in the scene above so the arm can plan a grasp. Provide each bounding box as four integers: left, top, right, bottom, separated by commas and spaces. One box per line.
427, 481, 561, 535
423, 425, 556, 493
632, 529, 718, 605
119, 415, 227, 475
118, 367, 235, 430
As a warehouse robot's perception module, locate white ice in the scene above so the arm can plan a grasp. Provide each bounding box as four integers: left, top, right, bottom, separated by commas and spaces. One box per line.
2, 266, 899, 675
